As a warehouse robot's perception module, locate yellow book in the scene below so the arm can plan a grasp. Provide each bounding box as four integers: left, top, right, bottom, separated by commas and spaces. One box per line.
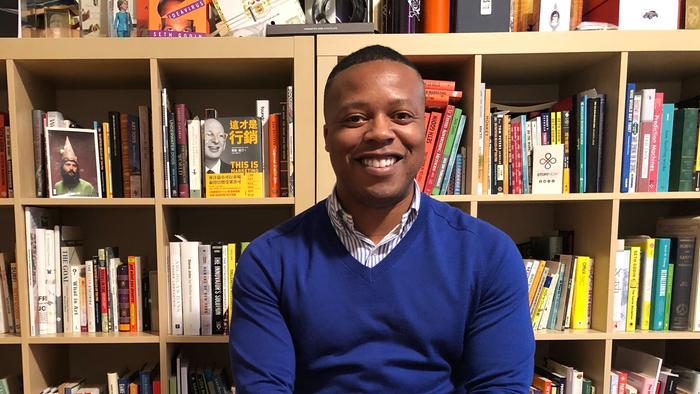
552, 112, 559, 144
556, 111, 562, 144
626, 246, 641, 332
695, 122, 700, 174
529, 260, 546, 308
571, 255, 591, 329
227, 243, 237, 327
625, 237, 655, 330
102, 121, 112, 198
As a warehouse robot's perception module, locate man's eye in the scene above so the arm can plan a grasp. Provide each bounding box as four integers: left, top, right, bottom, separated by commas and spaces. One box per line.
345, 115, 365, 124
394, 112, 415, 122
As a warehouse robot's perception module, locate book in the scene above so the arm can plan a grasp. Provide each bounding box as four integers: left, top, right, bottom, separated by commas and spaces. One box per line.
265, 22, 374, 36
538, 0, 572, 31
453, 0, 511, 32
212, 0, 305, 37
618, 0, 679, 30
532, 144, 564, 194
147, 0, 209, 37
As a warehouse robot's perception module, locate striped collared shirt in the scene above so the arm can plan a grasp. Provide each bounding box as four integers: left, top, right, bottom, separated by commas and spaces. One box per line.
326, 182, 421, 268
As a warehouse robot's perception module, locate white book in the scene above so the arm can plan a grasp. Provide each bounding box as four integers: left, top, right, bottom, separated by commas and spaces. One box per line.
169, 242, 183, 335
538, 261, 561, 330
0, 254, 14, 333
106, 370, 121, 394
610, 370, 619, 394
187, 118, 202, 198
35, 228, 49, 335
538, 0, 571, 31
564, 258, 578, 329
53, 225, 62, 334
108, 258, 120, 333
638, 89, 656, 183
181, 242, 201, 336
69, 264, 81, 333
257, 100, 270, 197
619, 0, 679, 30
44, 229, 56, 335
46, 111, 64, 128
613, 248, 631, 332
222, 244, 229, 329
628, 93, 643, 192
162, 88, 171, 198
532, 144, 564, 194
199, 244, 212, 336
25, 207, 57, 336
656, 216, 700, 331
85, 259, 96, 333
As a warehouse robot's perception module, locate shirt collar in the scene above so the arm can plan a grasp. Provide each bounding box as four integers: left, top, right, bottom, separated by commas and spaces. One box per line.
206, 159, 222, 173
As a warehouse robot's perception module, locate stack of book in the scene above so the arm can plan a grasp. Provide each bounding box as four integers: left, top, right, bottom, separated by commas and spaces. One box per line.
531, 358, 595, 393
613, 216, 700, 333
416, 79, 467, 196
620, 85, 700, 193
0, 252, 20, 335
167, 239, 247, 336
611, 347, 700, 394
25, 207, 156, 336
171, 352, 231, 394
0, 112, 12, 198
31, 107, 153, 198
161, 87, 294, 199
478, 86, 606, 195
41, 364, 159, 394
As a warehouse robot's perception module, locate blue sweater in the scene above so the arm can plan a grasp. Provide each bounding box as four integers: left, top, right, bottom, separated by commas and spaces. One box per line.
230, 194, 534, 393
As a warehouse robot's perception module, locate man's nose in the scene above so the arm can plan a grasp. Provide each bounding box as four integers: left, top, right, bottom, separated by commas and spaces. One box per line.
364, 115, 395, 144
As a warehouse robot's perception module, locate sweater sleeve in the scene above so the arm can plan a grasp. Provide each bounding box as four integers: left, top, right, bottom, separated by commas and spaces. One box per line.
461, 232, 535, 393
229, 242, 295, 393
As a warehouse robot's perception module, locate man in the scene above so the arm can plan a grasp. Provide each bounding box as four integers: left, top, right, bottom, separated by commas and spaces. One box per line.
203, 118, 231, 174
230, 45, 534, 392
53, 136, 97, 197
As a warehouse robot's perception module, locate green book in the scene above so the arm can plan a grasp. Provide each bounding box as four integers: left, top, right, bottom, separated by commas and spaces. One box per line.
650, 238, 670, 331
669, 108, 699, 191
582, 377, 593, 394
432, 107, 463, 195
664, 263, 674, 331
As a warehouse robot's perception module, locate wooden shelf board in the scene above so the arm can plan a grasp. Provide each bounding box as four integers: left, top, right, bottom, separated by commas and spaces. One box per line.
433, 195, 471, 203
161, 197, 294, 207
475, 193, 614, 203
166, 335, 228, 344
27, 332, 160, 344
610, 330, 700, 340
21, 198, 156, 207
0, 198, 14, 206
13, 58, 150, 89
158, 58, 294, 89
618, 192, 700, 201
534, 329, 608, 341
0, 333, 21, 344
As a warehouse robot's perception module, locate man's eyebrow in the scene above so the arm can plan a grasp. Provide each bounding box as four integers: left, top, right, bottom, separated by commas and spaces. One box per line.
336, 98, 417, 112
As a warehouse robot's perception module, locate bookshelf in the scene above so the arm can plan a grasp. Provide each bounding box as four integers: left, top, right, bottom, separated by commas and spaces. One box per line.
316, 31, 700, 394
0, 36, 316, 394
0, 30, 698, 393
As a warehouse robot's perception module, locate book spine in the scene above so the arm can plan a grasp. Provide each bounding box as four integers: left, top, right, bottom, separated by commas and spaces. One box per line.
664, 263, 674, 331
269, 113, 281, 197
0, 118, 7, 198
4, 125, 12, 198
176, 104, 190, 198
416, 112, 442, 190
79, 266, 87, 332
586, 97, 599, 193
226, 243, 236, 330
187, 120, 201, 198
628, 94, 643, 192
9, 262, 20, 333
60, 246, 72, 333
579, 96, 588, 193
212, 244, 224, 334
256, 100, 270, 197
169, 242, 183, 335
422, 0, 450, 33
627, 246, 641, 332
279, 104, 289, 197
495, 115, 504, 194
424, 79, 455, 90
109, 255, 119, 333
650, 238, 670, 331
31, 110, 46, 197
161, 89, 171, 198
92, 258, 100, 332
621, 84, 636, 192
120, 114, 132, 198
168, 111, 178, 198
127, 256, 138, 332
94, 122, 107, 198
646, 93, 664, 192
638, 239, 655, 331
181, 242, 200, 336
656, 104, 675, 192
35, 229, 48, 335
433, 108, 462, 195
97, 249, 109, 333
86, 259, 96, 333
286, 86, 294, 197
199, 245, 212, 336
636, 90, 655, 192
613, 250, 630, 331
127, 115, 142, 198
138, 105, 152, 198
108, 112, 124, 197
424, 105, 455, 193
102, 122, 113, 198
70, 264, 81, 333
117, 263, 130, 332
571, 256, 591, 329
670, 236, 695, 330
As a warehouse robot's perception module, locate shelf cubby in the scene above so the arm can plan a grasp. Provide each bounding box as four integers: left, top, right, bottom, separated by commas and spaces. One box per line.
626, 51, 700, 107
612, 339, 700, 371
0, 344, 22, 377
163, 343, 231, 391
0, 206, 15, 260
618, 199, 700, 238
536, 340, 608, 393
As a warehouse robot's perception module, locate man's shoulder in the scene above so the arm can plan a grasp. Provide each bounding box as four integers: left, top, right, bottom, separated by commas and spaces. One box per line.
220, 160, 232, 173
244, 201, 326, 253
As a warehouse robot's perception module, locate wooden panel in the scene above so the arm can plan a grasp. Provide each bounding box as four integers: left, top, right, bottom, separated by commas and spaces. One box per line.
315, 56, 338, 202
157, 58, 293, 89
477, 202, 557, 245
26, 343, 68, 394
13, 60, 150, 89
484, 53, 616, 85
151, 59, 165, 201
27, 332, 160, 344
0, 344, 22, 376
0, 207, 15, 261
54, 89, 151, 130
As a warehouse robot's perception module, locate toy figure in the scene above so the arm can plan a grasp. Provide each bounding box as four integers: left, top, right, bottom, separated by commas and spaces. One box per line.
113, 0, 132, 36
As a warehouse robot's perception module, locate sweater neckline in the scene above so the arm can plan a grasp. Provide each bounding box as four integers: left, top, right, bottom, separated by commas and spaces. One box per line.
320, 192, 430, 283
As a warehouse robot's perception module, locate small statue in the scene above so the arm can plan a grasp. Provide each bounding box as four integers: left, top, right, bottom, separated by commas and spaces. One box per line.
113, 0, 132, 37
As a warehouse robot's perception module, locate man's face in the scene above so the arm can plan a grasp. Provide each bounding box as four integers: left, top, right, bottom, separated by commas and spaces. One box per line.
61, 160, 79, 184
324, 60, 425, 208
204, 119, 226, 160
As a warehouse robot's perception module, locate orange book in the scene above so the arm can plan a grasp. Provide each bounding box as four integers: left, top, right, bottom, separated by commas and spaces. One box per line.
148, 0, 209, 37
416, 111, 442, 190
425, 90, 462, 109
268, 113, 281, 198
424, 79, 455, 91
423, 0, 450, 32
424, 112, 430, 128
424, 105, 455, 192
528, 261, 545, 306
533, 374, 553, 394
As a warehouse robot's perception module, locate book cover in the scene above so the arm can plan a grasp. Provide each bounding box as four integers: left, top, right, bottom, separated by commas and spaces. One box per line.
532, 144, 564, 194
656, 103, 674, 192
538, 0, 571, 31
213, 0, 304, 37
148, 0, 209, 37
453, 0, 511, 32
619, 0, 679, 30
621, 83, 636, 192
650, 238, 669, 331
626, 236, 655, 330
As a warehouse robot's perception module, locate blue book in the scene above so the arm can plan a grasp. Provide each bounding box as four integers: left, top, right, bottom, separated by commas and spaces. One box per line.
546, 262, 565, 329
440, 114, 467, 195
519, 115, 529, 194
454, 153, 463, 195
651, 238, 671, 331
656, 104, 675, 192
621, 83, 636, 192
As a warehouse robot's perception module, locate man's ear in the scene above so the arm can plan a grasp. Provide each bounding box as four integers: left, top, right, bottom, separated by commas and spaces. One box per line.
323, 124, 329, 152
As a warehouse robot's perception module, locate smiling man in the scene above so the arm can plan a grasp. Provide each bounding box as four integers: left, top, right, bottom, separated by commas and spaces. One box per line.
203, 118, 231, 174
230, 45, 534, 393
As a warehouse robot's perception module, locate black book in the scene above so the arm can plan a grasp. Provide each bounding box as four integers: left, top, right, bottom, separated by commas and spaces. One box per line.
453, 0, 511, 33
265, 22, 374, 36
108, 112, 124, 197
669, 236, 696, 331
586, 96, 602, 193
212, 243, 225, 335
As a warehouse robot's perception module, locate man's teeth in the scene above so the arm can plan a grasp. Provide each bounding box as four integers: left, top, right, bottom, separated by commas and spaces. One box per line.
362, 157, 397, 168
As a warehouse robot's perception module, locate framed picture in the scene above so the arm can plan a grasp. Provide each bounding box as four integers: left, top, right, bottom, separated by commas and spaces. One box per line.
45, 127, 102, 198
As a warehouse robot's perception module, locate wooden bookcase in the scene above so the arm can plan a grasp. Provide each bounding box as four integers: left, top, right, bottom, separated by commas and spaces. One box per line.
316, 31, 700, 394
0, 31, 699, 393
0, 36, 315, 394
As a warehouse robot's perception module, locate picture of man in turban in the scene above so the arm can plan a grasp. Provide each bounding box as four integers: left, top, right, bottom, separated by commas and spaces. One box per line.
53, 136, 98, 197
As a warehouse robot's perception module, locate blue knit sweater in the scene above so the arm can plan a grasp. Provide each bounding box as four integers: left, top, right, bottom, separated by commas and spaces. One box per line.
230, 194, 534, 393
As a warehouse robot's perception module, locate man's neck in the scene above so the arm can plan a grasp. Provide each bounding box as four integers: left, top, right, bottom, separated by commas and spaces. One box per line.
205, 158, 218, 170
335, 186, 415, 244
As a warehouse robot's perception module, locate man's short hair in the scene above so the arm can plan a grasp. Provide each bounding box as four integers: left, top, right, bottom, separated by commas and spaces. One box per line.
324, 44, 422, 101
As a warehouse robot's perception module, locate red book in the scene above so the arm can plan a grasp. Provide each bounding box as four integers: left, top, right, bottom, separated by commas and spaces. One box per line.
268, 113, 281, 197
416, 111, 442, 190
0, 113, 7, 198
175, 103, 190, 198
98, 266, 108, 331
646, 92, 664, 192
152, 380, 160, 394
424, 79, 455, 91
532, 374, 553, 394
424, 105, 455, 193
636, 90, 656, 192
425, 90, 462, 109
511, 119, 523, 194
615, 370, 628, 394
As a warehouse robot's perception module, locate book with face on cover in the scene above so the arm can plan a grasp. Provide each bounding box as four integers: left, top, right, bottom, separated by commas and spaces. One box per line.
538, 0, 571, 31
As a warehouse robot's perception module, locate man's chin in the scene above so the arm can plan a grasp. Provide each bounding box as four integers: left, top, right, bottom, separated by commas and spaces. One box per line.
356, 184, 414, 209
